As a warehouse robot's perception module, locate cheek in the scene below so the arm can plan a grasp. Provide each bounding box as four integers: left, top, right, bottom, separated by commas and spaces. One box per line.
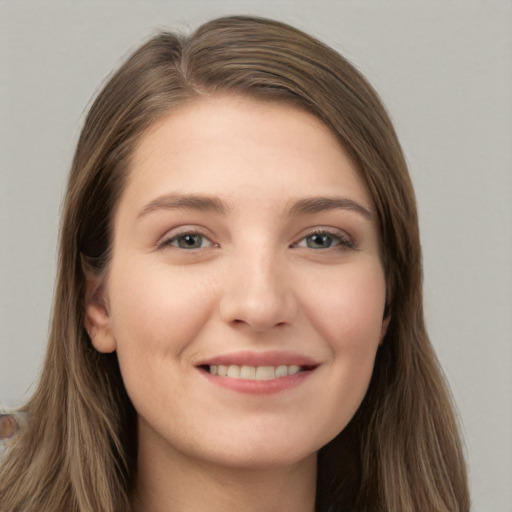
304, 261, 387, 347
109, 261, 213, 334
310, 264, 386, 436
105, 263, 220, 426
301, 261, 386, 404
106, 262, 216, 382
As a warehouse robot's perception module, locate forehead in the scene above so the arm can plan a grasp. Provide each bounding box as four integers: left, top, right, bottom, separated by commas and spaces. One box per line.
121, 94, 372, 214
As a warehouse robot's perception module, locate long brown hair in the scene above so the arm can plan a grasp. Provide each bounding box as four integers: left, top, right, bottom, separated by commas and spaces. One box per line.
0, 16, 469, 511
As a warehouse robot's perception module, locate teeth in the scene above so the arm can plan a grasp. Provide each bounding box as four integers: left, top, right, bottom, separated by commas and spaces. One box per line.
288, 364, 301, 375
255, 366, 274, 380
208, 364, 304, 380
227, 365, 240, 378
240, 365, 256, 379
275, 365, 288, 378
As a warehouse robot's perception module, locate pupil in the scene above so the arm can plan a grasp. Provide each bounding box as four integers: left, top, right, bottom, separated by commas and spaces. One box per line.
309, 234, 331, 248
180, 234, 201, 248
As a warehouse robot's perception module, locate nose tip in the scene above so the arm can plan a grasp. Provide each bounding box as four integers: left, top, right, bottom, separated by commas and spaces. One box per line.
229, 299, 290, 332
219, 260, 297, 332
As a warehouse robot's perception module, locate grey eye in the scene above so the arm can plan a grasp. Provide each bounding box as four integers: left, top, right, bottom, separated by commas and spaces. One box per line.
174, 234, 205, 249
305, 233, 340, 249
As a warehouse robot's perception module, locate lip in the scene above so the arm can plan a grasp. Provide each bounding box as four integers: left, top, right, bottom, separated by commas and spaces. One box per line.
196, 350, 320, 368
198, 367, 316, 395
195, 350, 320, 395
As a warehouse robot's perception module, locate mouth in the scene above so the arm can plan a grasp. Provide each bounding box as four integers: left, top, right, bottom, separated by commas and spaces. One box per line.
199, 363, 317, 381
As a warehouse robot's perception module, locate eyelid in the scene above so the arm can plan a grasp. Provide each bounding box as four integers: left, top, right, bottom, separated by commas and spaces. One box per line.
291, 227, 355, 250
156, 226, 217, 250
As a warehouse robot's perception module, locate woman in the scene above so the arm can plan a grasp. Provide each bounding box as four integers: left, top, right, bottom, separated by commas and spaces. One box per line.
0, 15, 469, 512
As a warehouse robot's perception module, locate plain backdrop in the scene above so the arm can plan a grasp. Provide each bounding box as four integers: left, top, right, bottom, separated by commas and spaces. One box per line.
1, 1, 511, 510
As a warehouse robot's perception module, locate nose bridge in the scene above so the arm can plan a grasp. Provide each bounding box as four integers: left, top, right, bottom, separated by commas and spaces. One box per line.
219, 241, 297, 331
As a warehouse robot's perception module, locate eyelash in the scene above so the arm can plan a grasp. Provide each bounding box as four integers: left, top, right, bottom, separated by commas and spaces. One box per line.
291, 229, 355, 251
157, 229, 215, 250
157, 228, 355, 252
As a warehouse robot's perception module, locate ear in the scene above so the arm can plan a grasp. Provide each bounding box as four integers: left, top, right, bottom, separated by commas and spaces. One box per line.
378, 300, 391, 345
379, 314, 391, 345
82, 257, 116, 353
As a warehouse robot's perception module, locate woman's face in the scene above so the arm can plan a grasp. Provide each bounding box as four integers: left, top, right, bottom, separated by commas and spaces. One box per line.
87, 95, 388, 471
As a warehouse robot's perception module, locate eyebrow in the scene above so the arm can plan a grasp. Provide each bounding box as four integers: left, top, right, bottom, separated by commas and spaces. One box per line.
286, 196, 373, 220
137, 193, 373, 220
138, 193, 228, 218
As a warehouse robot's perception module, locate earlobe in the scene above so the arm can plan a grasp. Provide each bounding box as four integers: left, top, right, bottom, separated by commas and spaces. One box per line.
82, 257, 116, 353
85, 297, 117, 353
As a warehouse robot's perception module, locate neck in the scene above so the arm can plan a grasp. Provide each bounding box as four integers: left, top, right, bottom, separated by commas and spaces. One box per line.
132, 428, 317, 512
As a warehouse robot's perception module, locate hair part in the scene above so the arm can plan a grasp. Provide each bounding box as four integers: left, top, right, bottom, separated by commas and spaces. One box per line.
0, 15, 469, 512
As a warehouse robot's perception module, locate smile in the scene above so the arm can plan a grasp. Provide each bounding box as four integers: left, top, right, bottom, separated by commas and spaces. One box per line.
205, 364, 304, 380
196, 351, 320, 394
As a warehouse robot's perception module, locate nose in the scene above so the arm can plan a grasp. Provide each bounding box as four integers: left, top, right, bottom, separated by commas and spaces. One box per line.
218, 248, 298, 332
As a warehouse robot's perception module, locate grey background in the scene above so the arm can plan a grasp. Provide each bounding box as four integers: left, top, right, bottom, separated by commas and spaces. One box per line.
1, 1, 511, 510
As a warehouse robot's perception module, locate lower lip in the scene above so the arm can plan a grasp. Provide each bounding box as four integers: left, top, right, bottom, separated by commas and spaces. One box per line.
198, 368, 315, 395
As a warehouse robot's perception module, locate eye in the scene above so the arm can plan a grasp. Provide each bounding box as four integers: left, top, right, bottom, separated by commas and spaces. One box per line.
159, 231, 215, 250
293, 230, 354, 250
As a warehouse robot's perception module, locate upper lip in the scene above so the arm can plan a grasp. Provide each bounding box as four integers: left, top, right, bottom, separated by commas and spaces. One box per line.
196, 350, 320, 368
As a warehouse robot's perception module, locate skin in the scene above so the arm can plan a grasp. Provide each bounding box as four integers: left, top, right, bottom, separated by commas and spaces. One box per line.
86, 95, 388, 512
